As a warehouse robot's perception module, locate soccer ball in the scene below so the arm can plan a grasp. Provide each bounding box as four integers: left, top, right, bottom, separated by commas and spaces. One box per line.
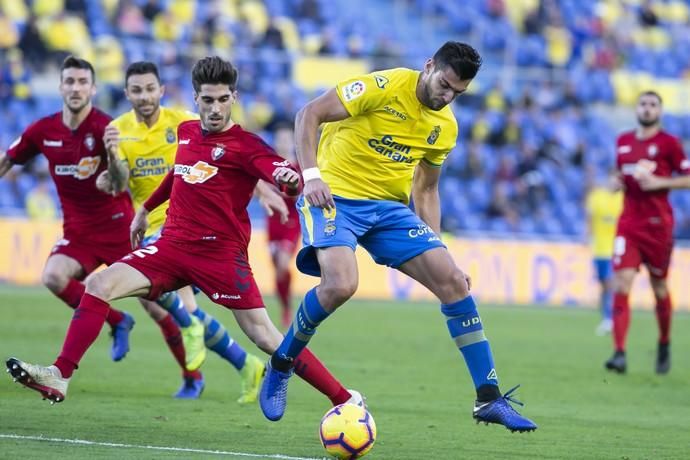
319, 403, 377, 459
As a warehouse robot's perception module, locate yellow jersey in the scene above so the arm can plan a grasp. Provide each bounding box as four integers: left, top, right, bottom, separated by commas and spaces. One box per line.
111, 107, 197, 236
585, 187, 623, 258
319, 68, 458, 204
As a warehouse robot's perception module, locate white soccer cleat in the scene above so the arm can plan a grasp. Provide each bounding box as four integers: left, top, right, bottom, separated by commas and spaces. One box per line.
6, 358, 69, 403
344, 389, 367, 408
596, 319, 613, 336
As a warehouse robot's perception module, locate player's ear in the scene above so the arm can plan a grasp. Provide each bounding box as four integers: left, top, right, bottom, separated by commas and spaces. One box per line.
193, 91, 199, 106
159, 84, 166, 99
423, 58, 435, 75
231, 89, 239, 104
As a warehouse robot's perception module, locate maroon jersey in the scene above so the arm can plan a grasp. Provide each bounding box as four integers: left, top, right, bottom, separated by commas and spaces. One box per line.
145, 121, 300, 249
6, 108, 133, 242
616, 130, 690, 230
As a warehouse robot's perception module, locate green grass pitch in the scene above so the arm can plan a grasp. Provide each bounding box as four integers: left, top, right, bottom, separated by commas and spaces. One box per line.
0, 285, 687, 459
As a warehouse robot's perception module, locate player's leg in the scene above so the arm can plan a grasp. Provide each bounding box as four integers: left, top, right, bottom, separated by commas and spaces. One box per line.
606, 233, 642, 373
233, 306, 357, 419
649, 276, 672, 374
153, 290, 206, 371
261, 196, 365, 420
398, 246, 536, 431
275, 246, 358, 365
42, 252, 130, 329
271, 241, 294, 328
7, 262, 151, 403
594, 258, 614, 336
605, 268, 636, 372
176, 287, 262, 404
137, 297, 205, 398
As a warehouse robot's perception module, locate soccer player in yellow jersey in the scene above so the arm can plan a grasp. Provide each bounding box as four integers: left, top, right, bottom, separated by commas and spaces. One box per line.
585, 171, 623, 336
261, 42, 537, 432
99, 62, 264, 401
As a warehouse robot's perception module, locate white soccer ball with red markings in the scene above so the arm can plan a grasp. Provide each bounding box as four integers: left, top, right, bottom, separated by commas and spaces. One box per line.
319, 403, 377, 459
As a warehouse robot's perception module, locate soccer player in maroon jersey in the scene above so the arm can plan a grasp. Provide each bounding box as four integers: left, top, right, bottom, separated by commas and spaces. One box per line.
0, 56, 136, 358
6, 56, 363, 409
605, 91, 690, 375
265, 122, 302, 328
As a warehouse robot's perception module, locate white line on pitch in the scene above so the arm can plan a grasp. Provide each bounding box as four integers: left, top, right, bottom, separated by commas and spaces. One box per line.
0, 434, 325, 459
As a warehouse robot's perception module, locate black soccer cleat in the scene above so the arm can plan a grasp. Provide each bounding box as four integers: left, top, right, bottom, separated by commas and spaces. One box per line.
656, 343, 670, 375
605, 351, 627, 374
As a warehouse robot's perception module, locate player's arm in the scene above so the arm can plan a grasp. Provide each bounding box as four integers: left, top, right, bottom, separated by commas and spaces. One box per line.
255, 180, 290, 224
131, 170, 173, 248
637, 174, 690, 191
1, 125, 41, 178
103, 125, 130, 194
0, 150, 12, 178
411, 160, 442, 235
638, 139, 690, 191
295, 88, 351, 210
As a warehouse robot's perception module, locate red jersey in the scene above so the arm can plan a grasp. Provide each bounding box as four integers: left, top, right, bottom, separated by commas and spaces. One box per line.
6, 108, 133, 241
616, 130, 690, 230
144, 121, 300, 249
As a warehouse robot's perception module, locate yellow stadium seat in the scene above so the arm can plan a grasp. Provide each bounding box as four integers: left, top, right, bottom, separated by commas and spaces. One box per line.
32, 0, 64, 18
169, 0, 195, 25
293, 57, 369, 91
0, 14, 19, 49
1, 0, 28, 22
504, 0, 538, 31
240, 1, 269, 36
611, 70, 636, 106
301, 34, 323, 55
274, 16, 300, 52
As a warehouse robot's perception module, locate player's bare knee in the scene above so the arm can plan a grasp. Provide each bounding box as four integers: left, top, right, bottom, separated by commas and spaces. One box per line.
319, 279, 357, 308
651, 279, 668, 299
41, 269, 68, 294
84, 271, 114, 300
437, 269, 469, 303
613, 273, 633, 294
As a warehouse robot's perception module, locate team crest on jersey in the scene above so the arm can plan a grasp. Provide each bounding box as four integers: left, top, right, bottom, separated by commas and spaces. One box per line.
174, 161, 218, 184
84, 133, 95, 151
648, 144, 658, 157
426, 125, 441, 145
211, 145, 225, 160
374, 75, 389, 89
165, 127, 176, 144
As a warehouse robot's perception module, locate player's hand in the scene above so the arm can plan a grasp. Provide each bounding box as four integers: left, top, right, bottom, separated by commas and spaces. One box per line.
273, 167, 300, 189
304, 178, 335, 210
103, 125, 120, 157
259, 189, 290, 224
130, 208, 149, 249
96, 170, 117, 195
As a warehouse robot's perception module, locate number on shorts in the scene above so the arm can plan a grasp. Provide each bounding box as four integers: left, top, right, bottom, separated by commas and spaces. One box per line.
131, 245, 158, 258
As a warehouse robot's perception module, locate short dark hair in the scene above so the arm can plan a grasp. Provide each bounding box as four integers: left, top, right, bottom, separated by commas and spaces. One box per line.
125, 61, 160, 85
639, 90, 662, 104
191, 56, 238, 93
61, 55, 95, 82
433, 42, 482, 80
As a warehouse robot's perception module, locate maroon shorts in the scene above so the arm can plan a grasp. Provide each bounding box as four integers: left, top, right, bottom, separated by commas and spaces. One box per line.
612, 228, 674, 278
118, 237, 264, 309
50, 235, 132, 278
267, 215, 301, 254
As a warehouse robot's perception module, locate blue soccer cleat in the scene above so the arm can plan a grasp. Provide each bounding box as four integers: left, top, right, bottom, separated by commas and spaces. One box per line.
174, 374, 205, 399
259, 361, 293, 421
110, 312, 135, 362
473, 385, 537, 432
